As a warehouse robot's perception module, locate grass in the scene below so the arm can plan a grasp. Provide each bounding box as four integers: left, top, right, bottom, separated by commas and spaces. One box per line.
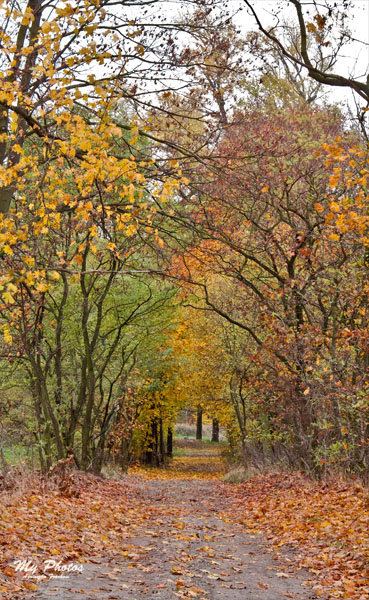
222, 466, 254, 484
172, 448, 187, 457
1, 443, 33, 467
174, 437, 226, 446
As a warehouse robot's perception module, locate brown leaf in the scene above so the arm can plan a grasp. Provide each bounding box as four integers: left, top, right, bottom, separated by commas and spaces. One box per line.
258, 582, 270, 589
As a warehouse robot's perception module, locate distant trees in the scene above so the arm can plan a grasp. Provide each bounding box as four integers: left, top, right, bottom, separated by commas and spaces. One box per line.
166, 305, 232, 438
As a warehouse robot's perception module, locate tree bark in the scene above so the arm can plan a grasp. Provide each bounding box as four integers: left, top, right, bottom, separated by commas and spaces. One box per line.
196, 406, 203, 440
167, 427, 173, 457
159, 418, 165, 463
212, 418, 219, 442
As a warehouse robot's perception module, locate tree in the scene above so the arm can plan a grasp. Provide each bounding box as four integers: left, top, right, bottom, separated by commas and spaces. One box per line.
244, 21, 343, 106
0, 171, 180, 472
0, 0, 249, 473
243, 1, 369, 134
122, 308, 184, 467
165, 299, 238, 443
0, 0, 238, 304
162, 98, 369, 474
0, 0, 223, 471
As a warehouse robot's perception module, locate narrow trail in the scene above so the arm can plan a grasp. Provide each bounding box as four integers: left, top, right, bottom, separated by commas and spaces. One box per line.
28, 441, 323, 600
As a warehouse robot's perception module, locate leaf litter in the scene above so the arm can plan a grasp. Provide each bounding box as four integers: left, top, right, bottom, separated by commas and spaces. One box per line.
0, 449, 367, 599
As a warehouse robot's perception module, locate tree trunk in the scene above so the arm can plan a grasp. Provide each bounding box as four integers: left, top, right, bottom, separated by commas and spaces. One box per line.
211, 418, 219, 442
91, 434, 106, 475
120, 437, 130, 473
159, 418, 165, 463
31, 362, 64, 464
152, 419, 159, 466
167, 427, 173, 458
145, 419, 159, 466
196, 406, 203, 440
81, 366, 95, 471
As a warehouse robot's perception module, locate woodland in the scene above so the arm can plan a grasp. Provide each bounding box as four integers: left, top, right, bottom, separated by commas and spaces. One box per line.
0, 0, 369, 480
1, 1, 369, 598
0, 0, 368, 479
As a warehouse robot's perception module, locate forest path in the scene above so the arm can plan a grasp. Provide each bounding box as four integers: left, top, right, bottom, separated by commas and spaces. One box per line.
26, 442, 322, 600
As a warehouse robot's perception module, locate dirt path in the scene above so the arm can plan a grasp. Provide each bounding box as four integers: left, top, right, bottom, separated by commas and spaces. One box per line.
28, 477, 320, 600
24, 441, 323, 600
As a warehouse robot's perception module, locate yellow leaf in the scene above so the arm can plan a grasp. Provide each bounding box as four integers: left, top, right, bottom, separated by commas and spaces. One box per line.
24, 256, 35, 266
36, 282, 50, 292
56, 4, 74, 16
125, 224, 137, 237
21, 8, 34, 26
2, 291, 15, 304
42, 21, 52, 33
3, 327, 12, 344
24, 583, 38, 591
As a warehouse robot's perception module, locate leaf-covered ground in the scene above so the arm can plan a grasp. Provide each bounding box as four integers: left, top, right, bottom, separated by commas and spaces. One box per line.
0, 442, 368, 599
227, 472, 369, 599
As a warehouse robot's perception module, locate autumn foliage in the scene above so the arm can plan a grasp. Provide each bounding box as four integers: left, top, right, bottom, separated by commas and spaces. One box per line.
1, 2, 369, 599
163, 102, 369, 478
